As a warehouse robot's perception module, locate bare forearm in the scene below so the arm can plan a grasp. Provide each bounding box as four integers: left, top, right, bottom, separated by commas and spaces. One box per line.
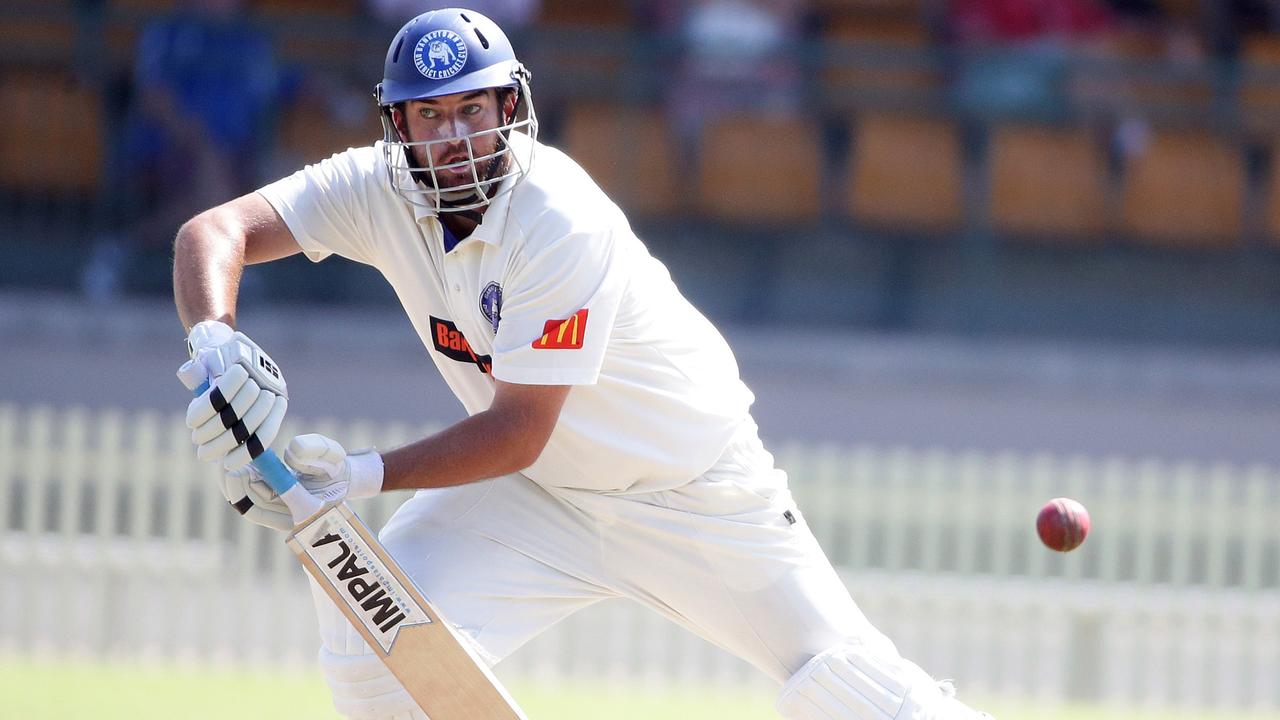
381, 409, 549, 491
172, 193, 302, 332
173, 213, 247, 331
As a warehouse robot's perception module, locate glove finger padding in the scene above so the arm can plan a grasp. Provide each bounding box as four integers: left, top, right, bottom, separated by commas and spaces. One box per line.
186, 364, 252, 430
284, 433, 348, 478
223, 396, 288, 471
194, 391, 281, 465
221, 465, 293, 532
189, 371, 260, 444
180, 322, 289, 470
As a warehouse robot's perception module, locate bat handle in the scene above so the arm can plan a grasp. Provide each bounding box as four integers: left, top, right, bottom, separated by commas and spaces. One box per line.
195, 381, 323, 524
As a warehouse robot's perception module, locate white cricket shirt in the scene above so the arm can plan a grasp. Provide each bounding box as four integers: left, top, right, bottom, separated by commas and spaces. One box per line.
258, 134, 755, 492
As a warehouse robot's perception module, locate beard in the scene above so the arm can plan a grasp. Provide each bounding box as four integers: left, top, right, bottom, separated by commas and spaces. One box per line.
408, 138, 511, 200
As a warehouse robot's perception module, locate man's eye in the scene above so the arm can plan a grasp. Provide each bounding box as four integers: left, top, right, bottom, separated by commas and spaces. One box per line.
419, 108, 439, 119
462, 104, 482, 115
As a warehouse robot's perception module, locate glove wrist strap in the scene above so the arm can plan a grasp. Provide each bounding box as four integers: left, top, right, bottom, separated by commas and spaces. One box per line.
346, 449, 385, 500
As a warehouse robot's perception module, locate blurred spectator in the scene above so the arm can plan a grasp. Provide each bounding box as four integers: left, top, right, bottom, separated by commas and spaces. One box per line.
83, 0, 280, 299
661, 0, 808, 167
946, 0, 1112, 117
949, 0, 1111, 43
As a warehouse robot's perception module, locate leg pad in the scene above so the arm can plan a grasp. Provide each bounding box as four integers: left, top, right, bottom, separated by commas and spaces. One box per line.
319, 646, 427, 720
776, 642, 993, 720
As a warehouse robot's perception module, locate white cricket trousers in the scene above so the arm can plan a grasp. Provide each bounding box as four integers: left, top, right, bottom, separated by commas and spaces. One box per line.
313, 420, 896, 715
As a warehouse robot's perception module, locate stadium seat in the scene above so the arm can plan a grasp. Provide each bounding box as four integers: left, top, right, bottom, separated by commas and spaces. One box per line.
814, 0, 924, 16
1241, 36, 1280, 135
0, 70, 103, 195
697, 114, 822, 223
847, 112, 962, 232
1267, 143, 1280, 243
821, 10, 937, 110
275, 92, 382, 167
254, 0, 359, 15
109, 0, 178, 10
1157, 0, 1201, 21
1073, 26, 1214, 122
561, 102, 680, 218
1119, 129, 1245, 247
276, 33, 368, 71
105, 22, 142, 62
0, 12, 76, 59
987, 123, 1109, 240
537, 0, 632, 29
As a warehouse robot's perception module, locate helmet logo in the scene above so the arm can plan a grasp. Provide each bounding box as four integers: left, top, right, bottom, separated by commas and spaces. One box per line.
414, 30, 468, 80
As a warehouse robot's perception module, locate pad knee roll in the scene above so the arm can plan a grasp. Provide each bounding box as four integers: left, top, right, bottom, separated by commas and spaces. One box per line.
776, 643, 950, 720
311, 579, 425, 720
319, 649, 427, 720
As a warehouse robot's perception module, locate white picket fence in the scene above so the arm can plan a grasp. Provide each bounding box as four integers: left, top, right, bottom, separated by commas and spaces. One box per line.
1, 404, 1278, 714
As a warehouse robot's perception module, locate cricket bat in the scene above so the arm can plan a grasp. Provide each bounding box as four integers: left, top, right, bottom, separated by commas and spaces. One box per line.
194, 382, 526, 720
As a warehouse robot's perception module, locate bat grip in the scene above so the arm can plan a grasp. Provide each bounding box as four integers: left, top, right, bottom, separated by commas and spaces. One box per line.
195, 380, 323, 523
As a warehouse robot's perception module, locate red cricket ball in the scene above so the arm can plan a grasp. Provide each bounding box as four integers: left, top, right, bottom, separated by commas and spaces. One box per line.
1036, 497, 1091, 552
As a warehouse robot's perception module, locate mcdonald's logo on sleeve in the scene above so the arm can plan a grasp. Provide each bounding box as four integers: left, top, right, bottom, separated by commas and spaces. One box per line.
532, 309, 589, 349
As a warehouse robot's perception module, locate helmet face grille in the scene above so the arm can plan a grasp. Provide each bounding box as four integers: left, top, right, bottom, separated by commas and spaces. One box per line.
375, 9, 536, 213
379, 73, 538, 213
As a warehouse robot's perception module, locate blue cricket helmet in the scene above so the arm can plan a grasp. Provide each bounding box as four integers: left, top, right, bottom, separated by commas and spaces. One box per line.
375, 8, 538, 213
376, 8, 523, 105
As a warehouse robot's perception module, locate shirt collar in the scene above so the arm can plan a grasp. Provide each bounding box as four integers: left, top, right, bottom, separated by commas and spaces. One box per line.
412, 176, 513, 251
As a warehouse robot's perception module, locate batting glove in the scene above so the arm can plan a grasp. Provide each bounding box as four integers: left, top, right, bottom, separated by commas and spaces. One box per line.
176, 320, 288, 470
221, 463, 293, 532
220, 434, 383, 531
283, 434, 384, 504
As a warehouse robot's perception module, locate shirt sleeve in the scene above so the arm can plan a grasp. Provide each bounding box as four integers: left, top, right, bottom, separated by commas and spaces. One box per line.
490, 230, 626, 386
257, 150, 377, 266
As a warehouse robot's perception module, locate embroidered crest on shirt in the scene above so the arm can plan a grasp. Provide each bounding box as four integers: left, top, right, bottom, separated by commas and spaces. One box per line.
479, 281, 502, 334
532, 309, 589, 350
430, 316, 492, 374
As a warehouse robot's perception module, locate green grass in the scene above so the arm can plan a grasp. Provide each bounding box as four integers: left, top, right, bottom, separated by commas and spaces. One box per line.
3, 659, 1278, 720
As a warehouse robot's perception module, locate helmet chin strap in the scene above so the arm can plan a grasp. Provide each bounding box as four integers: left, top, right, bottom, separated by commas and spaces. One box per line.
437, 190, 484, 223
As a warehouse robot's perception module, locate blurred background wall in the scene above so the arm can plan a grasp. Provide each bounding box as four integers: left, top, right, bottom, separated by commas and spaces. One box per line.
2, 0, 1280, 716
2, 0, 1280, 343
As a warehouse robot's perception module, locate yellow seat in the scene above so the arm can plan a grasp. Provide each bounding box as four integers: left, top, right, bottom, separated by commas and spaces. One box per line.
562, 103, 679, 217
814, 0, 924, 16
538, 0, 632, 29
988, 124, 1109, 240
1157, 0, 1201, 21
0, 71, 102, 195
1120, 129, 1244, 247
254, 0, 358, 15
0, 14, 75, 58
1266, 143, 1280, 244
821, 12, 937, 109
276, 94, 382, 167
697, 115, 822, 223
110, 0, 178, 9
1241, 36, 1280, 135
1071, 26, 1213, 120
847, 113, 962, 232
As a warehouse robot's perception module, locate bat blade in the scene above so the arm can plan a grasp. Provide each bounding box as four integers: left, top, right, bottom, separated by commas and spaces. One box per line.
191, 380, 519, 716
287, 503, 526, 720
